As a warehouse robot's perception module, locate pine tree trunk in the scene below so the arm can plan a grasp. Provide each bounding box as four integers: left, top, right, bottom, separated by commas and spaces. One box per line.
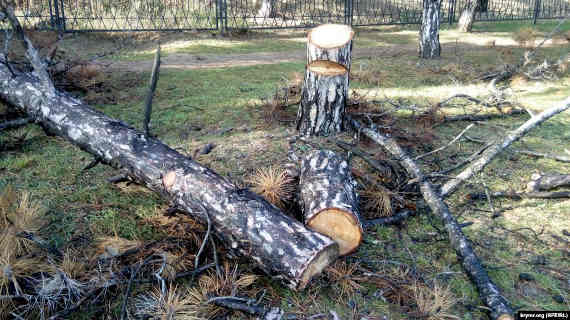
299, 150, 363, 255
0, 63, 339, 291
419, 0, 441, 59
307, 24, 354, 70
458, 0, 478, 32
296, 61, 349, 136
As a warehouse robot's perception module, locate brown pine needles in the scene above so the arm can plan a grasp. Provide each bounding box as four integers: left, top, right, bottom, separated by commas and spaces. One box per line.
247, 166, 295, 209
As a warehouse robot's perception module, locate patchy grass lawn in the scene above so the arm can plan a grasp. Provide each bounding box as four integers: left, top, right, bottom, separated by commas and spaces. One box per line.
1, 20, 569, 319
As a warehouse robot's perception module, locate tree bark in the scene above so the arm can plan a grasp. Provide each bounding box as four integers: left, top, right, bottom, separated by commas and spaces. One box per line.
0, 64, 340, 291
0, 117, 31, 131
296, 61, 349, 136
307, 24, 354, 70
419, 0, 441, 59
348, 116, 514, 320
458, 0, 478, 33
299, 150, 363, 255
526, 173, 570, 192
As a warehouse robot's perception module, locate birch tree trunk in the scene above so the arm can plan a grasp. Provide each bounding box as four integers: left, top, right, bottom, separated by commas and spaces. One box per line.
299, 150, 363, 255
296, 61, 349, 136
419, 0, 442, 59
458, 0, 478, 32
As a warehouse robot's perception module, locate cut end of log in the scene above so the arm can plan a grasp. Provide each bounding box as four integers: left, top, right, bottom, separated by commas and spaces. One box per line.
308, 208, 362, 255
309, 24, 355, 49
308, 61, 348, 77
496, 314, 514, 320
162, 170, 177, 190
298, 241, 339, 290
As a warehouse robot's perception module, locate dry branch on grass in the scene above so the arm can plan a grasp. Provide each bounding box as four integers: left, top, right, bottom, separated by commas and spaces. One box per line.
440, 97, 570, 198
348, 116, 514, 320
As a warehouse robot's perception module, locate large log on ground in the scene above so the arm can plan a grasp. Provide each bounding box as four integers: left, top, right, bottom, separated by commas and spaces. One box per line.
307, 24, 354, 70
296, 61, 349, 136
0, 64, 339, 290
299, 150, 362, 255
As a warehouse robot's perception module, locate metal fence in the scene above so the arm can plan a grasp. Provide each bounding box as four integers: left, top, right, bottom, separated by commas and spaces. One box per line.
6, 0, 569, 32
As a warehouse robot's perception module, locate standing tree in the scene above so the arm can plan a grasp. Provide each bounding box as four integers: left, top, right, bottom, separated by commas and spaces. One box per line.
418, 0, 442, 58
457, 0, 484, 32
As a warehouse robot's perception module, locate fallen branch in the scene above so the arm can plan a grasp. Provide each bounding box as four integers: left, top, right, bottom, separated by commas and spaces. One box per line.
440, 97, 570, 198
348, 116, 514, 320
363, 210, 416, 229
526, 172, 570, 192
0, 117, 31, 131
440, 108, 525, 122
513, 150, 570, 163
414, 124, 474, 160
468, 191, 570, 200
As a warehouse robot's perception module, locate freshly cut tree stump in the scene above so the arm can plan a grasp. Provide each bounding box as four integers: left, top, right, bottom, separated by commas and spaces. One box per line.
307, 24, 354, 70
299, 150, 363, 255
296, 61, 349, 136
0, 63, 340, 291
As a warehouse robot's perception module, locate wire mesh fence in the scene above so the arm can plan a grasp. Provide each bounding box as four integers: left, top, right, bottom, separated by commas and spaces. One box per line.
5, 0, 569, 32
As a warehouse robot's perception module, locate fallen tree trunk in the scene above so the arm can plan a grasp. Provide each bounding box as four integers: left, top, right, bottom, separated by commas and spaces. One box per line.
307, 24, 354, 70
299, 150, 363, 255
296, 61, 349, 136
348, 116, 514, 320
0, 65, 339, 291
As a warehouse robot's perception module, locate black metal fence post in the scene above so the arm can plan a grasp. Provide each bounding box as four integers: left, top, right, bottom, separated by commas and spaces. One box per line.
533, 0, 540, 24
345, 0, 354, 25
448, 0, 456, 24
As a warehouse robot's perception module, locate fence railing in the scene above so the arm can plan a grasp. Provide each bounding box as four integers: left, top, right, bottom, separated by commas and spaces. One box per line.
6, 0, 569, 32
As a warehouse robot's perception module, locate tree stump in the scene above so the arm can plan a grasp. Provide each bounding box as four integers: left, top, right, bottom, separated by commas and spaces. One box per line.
299, 150, 363, 255
307, 24, 354, 70
296, 61, 349, 136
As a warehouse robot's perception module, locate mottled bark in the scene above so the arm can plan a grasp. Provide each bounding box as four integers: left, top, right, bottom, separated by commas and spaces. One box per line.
440, 97, 570, 198
0, 64, 339, 291
296, 61, 349, 136
526, 173, 570, 192
299, 150, 363, 255
419, 0, 441, 59
458, 0, 478, 32
348, 116, 514, 320
307, 24, 354, 70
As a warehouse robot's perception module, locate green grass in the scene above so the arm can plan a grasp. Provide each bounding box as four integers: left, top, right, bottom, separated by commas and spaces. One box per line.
1, 20, 569, 319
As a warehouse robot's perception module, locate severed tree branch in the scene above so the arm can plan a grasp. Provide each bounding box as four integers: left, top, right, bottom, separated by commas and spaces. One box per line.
0, 117, 32, 131
440, 97, 570, 198
414, 124, 474, 160
143, 44, 160, 138
512, 149, 570, 163
348, 116, 514, 320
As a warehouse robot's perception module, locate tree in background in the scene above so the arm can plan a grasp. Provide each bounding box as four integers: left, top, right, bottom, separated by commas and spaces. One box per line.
419, 0, 441, 58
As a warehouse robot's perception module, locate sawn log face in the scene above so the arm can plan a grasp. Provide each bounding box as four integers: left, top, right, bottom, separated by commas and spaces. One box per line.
299, 150, 363, 255
0, 65, 339, 290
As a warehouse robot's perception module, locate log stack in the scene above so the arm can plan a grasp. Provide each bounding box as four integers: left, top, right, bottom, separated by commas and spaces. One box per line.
296, 24, 354, 137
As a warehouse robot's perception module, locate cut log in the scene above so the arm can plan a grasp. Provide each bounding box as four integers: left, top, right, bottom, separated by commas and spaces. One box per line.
526, 173, 570, 192
0, 64, 339, 291
296, 61, 349, 136
299, 150, 362, 255
307, 24, 354, 70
